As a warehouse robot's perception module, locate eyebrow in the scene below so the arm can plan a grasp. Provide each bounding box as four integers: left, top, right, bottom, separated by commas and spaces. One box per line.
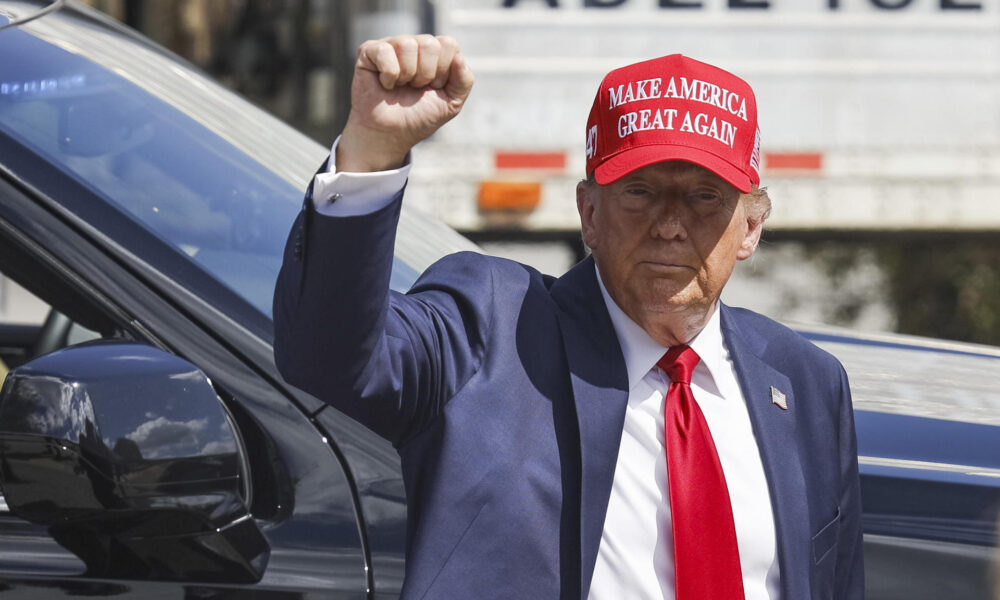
621, 168, 724, 185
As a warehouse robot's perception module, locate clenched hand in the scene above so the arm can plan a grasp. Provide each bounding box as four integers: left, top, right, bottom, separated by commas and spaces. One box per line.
336, 35, 474, 173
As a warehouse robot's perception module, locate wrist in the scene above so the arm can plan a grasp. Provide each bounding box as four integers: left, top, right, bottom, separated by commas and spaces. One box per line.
336, 121, 412, 173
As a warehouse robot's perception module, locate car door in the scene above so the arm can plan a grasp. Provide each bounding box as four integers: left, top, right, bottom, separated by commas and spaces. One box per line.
0, 154, 371, 598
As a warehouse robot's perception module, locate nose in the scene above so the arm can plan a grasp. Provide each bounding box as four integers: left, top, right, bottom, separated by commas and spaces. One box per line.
650, 196, 688, 241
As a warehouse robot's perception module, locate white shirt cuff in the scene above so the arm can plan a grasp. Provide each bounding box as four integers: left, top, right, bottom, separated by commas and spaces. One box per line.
311, 135, 411, 217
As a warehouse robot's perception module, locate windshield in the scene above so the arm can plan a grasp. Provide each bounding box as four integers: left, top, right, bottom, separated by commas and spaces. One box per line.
0, 4, 473, 329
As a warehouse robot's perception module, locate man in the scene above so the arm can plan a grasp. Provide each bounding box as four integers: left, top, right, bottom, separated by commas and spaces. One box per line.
274, 34, 863, 599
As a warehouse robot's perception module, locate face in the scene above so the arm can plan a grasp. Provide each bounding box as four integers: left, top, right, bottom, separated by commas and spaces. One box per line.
577, 161, 763, 346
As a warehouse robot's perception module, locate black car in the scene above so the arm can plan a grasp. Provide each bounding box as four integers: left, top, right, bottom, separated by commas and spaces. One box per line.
0, 2, 997, 599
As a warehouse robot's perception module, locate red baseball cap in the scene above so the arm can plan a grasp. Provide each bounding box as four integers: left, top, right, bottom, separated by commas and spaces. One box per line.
584, 54, 761, 192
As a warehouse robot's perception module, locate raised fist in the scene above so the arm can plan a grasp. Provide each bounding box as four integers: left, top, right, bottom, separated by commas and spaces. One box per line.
337, 34, 474, 173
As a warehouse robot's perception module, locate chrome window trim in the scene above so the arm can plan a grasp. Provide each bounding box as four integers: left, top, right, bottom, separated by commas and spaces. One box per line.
860, 455, 1000, 479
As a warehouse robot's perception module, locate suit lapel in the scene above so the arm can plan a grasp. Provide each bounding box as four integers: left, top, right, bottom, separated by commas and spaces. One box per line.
551, 258, 629, 598
721, 306, 811, 600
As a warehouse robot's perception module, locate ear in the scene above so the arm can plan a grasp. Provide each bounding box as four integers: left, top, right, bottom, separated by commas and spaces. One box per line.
577, 181, 599, 250
736, 212, 764, 261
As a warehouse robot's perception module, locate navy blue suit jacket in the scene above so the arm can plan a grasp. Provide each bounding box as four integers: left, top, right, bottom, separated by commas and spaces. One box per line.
273, 190, 864, 599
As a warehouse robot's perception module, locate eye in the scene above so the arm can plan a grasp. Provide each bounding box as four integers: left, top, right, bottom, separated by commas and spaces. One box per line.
688, 189, 722, 203
685, 188, 729, 214
624, 186, 650, 197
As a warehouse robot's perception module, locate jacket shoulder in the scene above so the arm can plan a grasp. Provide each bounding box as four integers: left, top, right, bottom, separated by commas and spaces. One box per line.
411, 251, 554, 293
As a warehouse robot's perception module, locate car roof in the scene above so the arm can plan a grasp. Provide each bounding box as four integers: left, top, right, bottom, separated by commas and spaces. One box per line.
799, 323, 1000, 426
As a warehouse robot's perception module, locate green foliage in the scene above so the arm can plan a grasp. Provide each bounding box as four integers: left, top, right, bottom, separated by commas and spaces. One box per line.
877, 241, 1000, 346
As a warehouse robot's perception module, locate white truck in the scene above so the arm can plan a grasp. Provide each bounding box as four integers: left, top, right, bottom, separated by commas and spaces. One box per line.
404, 0, 1000, 236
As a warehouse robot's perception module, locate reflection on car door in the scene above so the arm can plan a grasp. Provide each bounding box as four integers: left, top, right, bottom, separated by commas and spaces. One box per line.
0, 169, 370, 597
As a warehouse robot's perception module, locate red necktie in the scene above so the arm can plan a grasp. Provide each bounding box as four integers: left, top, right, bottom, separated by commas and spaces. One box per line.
658, 345, 745, 600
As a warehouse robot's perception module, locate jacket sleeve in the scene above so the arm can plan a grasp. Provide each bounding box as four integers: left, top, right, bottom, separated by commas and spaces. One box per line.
272, 190, 493, 447
834, 363, 865, 599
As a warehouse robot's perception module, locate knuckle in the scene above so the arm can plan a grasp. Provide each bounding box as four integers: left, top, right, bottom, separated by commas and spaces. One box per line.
437, 35, 459, 50
393, 36, 418, 53
357, 39, 378, 57
416, 34, 439, 52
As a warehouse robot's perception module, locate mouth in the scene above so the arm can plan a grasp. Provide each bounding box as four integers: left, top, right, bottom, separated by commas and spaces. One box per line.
640, 261, 694, 273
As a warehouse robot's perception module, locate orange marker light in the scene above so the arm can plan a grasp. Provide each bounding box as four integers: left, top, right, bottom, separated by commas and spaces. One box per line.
477, 181, 542, 213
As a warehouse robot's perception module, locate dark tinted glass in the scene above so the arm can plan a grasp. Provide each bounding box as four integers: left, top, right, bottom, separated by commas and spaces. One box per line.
0, 14, 420, 324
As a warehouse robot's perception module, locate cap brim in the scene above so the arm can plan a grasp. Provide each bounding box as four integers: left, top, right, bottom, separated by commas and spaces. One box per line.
593, 145, 752, 193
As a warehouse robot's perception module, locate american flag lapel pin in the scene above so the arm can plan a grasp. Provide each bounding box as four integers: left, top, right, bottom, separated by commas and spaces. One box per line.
770, 386, 788, 410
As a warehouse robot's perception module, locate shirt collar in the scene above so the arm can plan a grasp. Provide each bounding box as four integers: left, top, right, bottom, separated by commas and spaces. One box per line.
595, 264, 727, 392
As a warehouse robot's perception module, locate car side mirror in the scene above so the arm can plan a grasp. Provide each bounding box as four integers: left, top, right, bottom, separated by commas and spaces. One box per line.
0, 340, 268, 583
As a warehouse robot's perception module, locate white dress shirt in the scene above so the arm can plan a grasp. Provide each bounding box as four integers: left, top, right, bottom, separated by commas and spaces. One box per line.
311, 137, 411, 217
311, 144, 781, 599
588, 269, 781, 600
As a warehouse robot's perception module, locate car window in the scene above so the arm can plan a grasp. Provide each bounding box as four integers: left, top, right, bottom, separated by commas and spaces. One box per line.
0, 23, 306, 320
0, 9, 474, 337
0, 277, 43, 388
0, 275, 103, 367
